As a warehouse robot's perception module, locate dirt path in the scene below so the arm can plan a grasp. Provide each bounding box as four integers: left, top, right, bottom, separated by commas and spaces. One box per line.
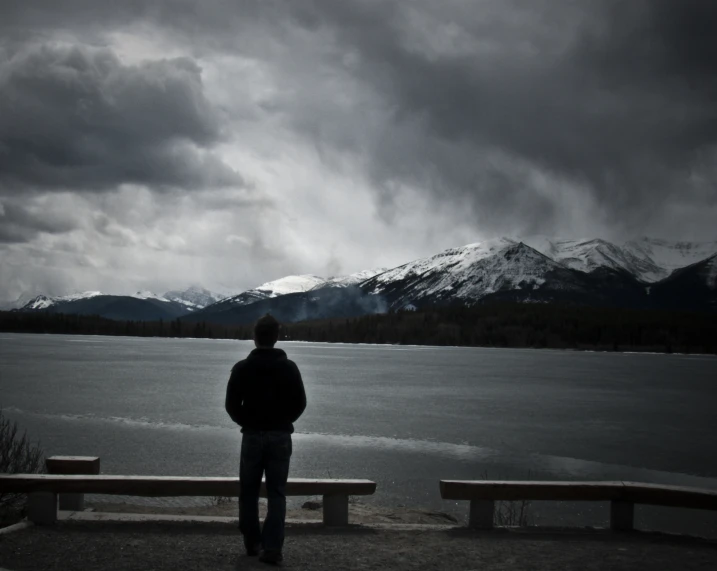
1, 518, 717, 571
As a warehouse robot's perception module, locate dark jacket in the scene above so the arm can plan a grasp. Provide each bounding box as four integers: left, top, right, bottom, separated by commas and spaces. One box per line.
225, 347, 306, 433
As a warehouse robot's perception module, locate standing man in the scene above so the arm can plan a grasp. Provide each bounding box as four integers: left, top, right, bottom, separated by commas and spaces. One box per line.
225, 314, 307, 564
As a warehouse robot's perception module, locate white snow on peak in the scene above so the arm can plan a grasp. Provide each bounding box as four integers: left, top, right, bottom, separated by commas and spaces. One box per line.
24, 295, 55, 310
519, 236, 663, 282
62, 291, 104, 302
163, 286, 227, 309
623, 237, 717, 280
23, 291, 104, 310
214, 274, 329, 309
366, 239, 559, 307
132, 291, 170, 302
254, 275, 327, 297
323, 268, 389, 288
370, 237, 517, 286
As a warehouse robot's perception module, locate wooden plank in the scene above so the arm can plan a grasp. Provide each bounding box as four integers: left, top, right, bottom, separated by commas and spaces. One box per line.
623, 482, 717, 511
439, 480, 626, 501
46, 456, 100, 475
0, 475, 376, 497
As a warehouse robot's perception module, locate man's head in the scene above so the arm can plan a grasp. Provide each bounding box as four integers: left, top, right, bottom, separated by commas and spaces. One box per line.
254, 313, 280, 348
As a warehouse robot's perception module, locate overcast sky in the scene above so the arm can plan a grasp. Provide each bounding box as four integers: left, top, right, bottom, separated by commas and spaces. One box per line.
1, 0, 716, 299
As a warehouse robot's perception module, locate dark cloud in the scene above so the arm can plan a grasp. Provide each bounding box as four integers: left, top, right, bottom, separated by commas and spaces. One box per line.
274, 0, 717, 233
0, 199, 80, 243
0, 43, 242, 194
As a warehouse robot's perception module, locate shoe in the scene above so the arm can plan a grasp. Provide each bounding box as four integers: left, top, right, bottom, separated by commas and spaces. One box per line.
259, 550, 283, 564
243, 537, 261, 557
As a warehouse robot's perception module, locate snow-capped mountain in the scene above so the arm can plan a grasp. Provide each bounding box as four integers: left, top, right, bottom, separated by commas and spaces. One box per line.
0, 291, 47, 310
131, 291, 170, 302
360, 240, 644, 310
9, 235, 717, 323
521, 237, 664, 282
520, 236, 717, 282
163, 286, 227, 309
255, 275, 327, 297
19, 291, 192, 321
623, 238, 717, 281
210, 275, 328, 310
320, 268, 388, 288
21, 291, 104, 310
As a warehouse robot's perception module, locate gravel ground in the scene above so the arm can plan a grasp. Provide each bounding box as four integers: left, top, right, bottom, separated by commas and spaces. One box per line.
1, 519, 717, 571
86, 499, 461, 525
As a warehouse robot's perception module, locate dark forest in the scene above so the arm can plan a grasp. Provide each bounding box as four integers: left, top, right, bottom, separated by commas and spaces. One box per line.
2, 304, 715, 354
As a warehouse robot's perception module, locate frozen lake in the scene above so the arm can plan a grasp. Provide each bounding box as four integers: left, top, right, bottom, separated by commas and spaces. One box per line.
2, 333, 717, 535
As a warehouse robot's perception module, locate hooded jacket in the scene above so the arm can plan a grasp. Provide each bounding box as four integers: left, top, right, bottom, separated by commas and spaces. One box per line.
225, 347, 307, 433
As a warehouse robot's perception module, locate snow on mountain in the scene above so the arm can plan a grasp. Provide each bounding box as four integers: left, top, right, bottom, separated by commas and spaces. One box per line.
363, 239, 568, 309
367, 237, 516, 292
211, 275, 329, 309
0, 291, 43, 310
132, 291, 170, 302
521, 237, 664, 282
22, 291, 104, 310
321, 268, 388, 288
254, 275, 327, 297
623, 238, 717, 281
163, 286, 227, 309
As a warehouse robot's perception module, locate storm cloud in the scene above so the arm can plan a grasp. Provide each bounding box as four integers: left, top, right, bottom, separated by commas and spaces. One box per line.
0, 44, 241, 193
0, 0, 716, 300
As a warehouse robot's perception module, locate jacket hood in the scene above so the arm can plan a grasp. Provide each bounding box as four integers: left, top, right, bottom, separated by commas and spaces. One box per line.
248, 348, 288, 360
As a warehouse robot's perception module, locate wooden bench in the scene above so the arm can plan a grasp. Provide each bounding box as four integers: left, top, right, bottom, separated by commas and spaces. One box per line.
0, 474, 377, 526
440, 480, 717, 530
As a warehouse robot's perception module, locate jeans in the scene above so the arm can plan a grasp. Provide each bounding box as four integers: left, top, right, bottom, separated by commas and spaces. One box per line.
239, 430, 292, 552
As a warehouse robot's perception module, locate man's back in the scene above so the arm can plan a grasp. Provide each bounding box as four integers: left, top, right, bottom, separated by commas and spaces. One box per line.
225, 347, 306, 433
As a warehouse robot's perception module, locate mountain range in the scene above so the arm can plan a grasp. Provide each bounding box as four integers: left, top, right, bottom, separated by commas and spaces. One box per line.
9, 236, 717, 323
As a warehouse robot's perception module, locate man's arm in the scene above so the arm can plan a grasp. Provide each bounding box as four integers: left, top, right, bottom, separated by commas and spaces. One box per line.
287, 362, 307, 423
225, 364, 244, 426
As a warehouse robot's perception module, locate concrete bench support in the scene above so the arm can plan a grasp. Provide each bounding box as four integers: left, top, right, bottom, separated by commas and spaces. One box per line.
46, 456, 100, 512
610, 500, 634, 531
27, 492, 57, 525
323, 494, 349, 526
469, 499, 494, 529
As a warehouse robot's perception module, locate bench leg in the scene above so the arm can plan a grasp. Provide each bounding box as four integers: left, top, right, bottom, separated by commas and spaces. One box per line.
469, 499, 494, 529
323, 494, 349, 526
610, 500, 634, 532
59, 493, 84, 512
27, 492, 58, 525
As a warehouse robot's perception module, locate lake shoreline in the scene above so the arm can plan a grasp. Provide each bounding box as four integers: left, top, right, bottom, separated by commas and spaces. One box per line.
2, 330, 717, 357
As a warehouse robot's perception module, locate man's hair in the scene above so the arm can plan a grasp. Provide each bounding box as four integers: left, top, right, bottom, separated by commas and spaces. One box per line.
254, 313, 280, 347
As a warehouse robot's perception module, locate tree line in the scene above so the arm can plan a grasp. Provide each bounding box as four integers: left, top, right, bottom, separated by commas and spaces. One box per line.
1, 303, 715, 353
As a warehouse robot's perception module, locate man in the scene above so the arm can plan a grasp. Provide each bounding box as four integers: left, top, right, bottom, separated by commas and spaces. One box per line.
225, 314, 307, 564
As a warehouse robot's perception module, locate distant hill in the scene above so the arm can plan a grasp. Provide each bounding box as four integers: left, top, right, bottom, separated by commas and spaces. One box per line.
20, 294, 190, 321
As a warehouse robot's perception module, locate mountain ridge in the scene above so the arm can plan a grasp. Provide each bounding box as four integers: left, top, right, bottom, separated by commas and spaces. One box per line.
12, 236, 717, 322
